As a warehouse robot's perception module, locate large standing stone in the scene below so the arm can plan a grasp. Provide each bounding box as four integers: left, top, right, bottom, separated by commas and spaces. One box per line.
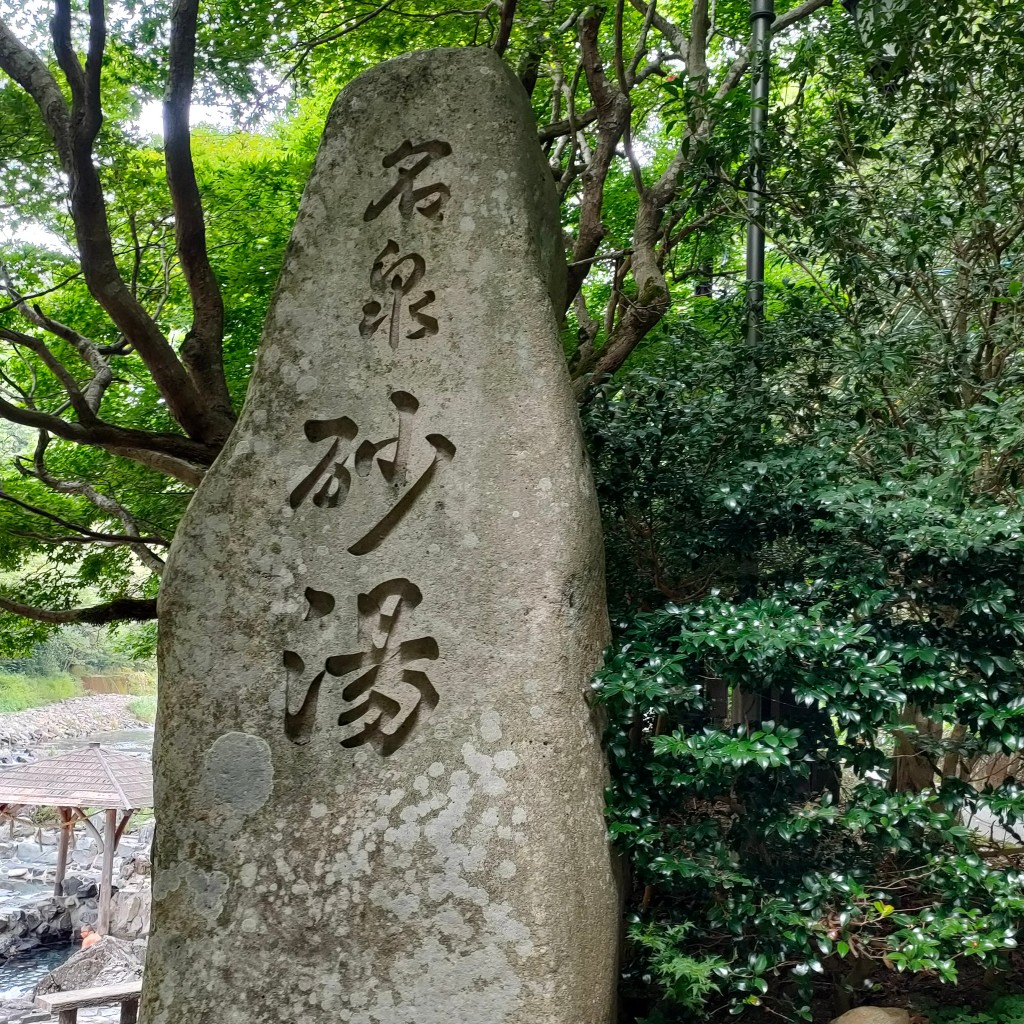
142, 46, 618, 1024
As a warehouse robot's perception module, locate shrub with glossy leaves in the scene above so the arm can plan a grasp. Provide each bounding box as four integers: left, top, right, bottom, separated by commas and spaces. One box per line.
586, 314, 1024, 1018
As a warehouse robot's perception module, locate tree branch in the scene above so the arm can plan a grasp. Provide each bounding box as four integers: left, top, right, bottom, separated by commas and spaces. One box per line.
164, 0, 233, 427
0, 269, 85, 316
0, 260, 113, 415
626, 0, 686, 58
0, 487, 168, 549
568, 8, 632, 304
628, 0, 659, 83
0, 326, 94, 423
493, 0, 516, 55
51, 0, 87, 123
570, 0, 835, 397
774, 0, 833, 34
0, 16, 71, 159
0, 594, 157, 624
19, 432, 169, 574
0, 391, 215, 484
538, 106, 599, 142
0, 6, 233, 446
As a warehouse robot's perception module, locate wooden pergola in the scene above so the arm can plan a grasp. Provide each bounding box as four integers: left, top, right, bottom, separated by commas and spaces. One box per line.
0, 743, 153, 935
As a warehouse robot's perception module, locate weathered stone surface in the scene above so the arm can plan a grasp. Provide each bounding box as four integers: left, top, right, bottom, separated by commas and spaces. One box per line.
110, 882, 151, 940
34, 936, 143, 996
143, 46, 618, 1024
830, 1008, 911, 1024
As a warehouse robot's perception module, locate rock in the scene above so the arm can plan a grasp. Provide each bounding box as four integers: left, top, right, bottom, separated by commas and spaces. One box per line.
0, 694, 154, 749
145, 46, 617, 1024
60, 876, 83, 897
119, 851, 151, 881
0, 999, 36, 1023
33, 936, 143, 997
15, 843, 53, 865
110, 884, 150, 940
830, 1009, 911, 1024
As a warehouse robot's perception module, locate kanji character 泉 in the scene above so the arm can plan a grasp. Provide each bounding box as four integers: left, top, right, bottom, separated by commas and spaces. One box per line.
359, 240, 438, 349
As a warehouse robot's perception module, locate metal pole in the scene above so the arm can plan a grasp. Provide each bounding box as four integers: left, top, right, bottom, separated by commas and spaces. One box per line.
745, 0, 775, 352
731, 0, 775, 732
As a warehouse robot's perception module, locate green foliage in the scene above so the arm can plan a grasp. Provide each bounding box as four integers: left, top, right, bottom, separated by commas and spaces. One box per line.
589, 285, 1024, 1018
0, 673, 82, 713
2, 2, 1024, 1021
596, 596, 1024, 1016
127, 695, 157, 723
582, 8, 1024, 1016
0, 623, 157, 675
630, 923, 726, 1014
931, 994, 1024, 1024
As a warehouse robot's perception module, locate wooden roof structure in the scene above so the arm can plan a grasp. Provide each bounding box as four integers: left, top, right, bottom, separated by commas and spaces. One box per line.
0, 744, 152, 812
0, 743, 153, 935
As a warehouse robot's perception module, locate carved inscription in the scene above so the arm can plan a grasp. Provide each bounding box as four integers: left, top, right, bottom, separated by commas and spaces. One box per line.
363, 140, 452, 223
284, 580, 439, 756
282, 139, 456, 755
288, 391, 455, 555
360, 241, 438, 349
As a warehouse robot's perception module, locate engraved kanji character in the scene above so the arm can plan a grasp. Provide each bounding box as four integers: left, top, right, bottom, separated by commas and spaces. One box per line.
287, 416, 358, 509
287, 392, 456, 556
359, 240, 439, 349
284, 580, 439, 756
363, 139, 453, 222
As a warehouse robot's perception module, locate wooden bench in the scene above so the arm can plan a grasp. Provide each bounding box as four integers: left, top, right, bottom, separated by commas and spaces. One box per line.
35, 981, 142, 1024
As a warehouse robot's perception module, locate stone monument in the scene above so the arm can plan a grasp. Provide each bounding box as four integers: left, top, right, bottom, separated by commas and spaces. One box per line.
142, 47, 618, 1024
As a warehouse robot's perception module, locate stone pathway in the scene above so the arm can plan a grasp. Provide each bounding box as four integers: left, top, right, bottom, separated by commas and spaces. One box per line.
0, 696, 150, 753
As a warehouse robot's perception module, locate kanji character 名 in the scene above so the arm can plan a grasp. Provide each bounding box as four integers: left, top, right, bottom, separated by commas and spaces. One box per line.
363, 139, 453, 222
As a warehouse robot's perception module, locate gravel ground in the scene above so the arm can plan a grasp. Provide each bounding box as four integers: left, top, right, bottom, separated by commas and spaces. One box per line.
0, 695, 151, 752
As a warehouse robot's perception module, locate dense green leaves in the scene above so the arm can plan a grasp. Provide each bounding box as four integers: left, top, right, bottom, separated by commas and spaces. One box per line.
587, 12, 1024, 1004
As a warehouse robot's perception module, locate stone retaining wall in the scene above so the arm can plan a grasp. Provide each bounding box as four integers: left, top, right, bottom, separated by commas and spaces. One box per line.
0, 893, 95, 958
0, 880, 150, 957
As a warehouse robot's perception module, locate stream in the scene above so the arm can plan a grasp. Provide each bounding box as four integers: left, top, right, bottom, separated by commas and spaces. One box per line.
42, 729, 153, 756
0, 943, 75, 1000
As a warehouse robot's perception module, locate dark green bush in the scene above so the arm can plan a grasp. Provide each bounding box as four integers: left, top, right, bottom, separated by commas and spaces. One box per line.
585, 309, 1024, 1018
931, 994, 1024, 1024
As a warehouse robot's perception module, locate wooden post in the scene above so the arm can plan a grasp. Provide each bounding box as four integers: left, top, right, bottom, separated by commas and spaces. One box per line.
98, 808, 117, 935
54, 807, 71, 898
707, 680, 730, 727
731, 688, 762, 728
120, 997, 139, 1024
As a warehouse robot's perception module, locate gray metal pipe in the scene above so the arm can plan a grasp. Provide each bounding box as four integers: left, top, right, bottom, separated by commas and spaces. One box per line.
745, 0, 775, 352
